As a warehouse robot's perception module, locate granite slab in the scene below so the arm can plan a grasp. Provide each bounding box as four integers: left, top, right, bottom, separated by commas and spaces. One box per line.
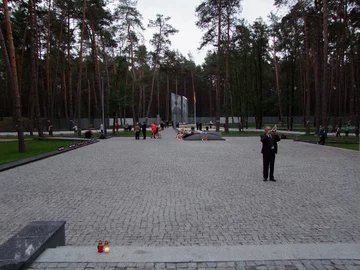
0, 221, 65, 270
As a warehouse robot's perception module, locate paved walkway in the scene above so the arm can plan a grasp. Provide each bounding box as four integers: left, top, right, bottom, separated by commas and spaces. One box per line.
1, 128, 360, 269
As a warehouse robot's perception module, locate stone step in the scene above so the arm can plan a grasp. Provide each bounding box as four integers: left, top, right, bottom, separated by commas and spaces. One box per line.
35, 244, 360, 264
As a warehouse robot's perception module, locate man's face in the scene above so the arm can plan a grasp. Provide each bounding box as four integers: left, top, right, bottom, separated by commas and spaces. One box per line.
265, 127, 271, 133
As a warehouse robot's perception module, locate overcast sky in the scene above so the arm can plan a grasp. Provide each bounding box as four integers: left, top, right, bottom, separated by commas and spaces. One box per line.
136, 0, 278, 65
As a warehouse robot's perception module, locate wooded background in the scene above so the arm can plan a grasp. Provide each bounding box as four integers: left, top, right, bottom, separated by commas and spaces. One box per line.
1, 0, 359, 151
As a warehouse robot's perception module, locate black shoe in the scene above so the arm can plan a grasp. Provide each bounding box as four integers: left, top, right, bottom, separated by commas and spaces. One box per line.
270, 178, 276, 182
263, 178, 268, 181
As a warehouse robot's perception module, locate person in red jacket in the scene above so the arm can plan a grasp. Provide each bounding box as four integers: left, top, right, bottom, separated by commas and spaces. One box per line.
151, 122, 157, 138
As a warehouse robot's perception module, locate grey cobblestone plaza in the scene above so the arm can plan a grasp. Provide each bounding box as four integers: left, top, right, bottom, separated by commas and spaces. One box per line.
1, 128, 360, 269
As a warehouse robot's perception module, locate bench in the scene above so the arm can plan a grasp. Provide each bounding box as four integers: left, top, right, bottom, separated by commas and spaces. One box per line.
0, 221, 66, 270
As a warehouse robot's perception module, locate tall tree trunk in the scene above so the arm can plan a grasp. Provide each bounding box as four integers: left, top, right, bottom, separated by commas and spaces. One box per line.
29, 0, 44, 137
165, 72, 169, 121
18, 27, 27, 96
77, 0, 87, 128
209, 74, 213, 118
157, 72, 161, 118
46, 0, 52, 119
3, 0, 26, 152
90, 16, 101, 115
304, 16, 311, 135
88, 79, 91, 123
92, 78, 98, 116
175, 75, 178, 124
191, 71, 195, 124
215, 0, 222, 132
272, 36, 284, 126
224, 5, 232, 133
143, 84, 146, 118
0, 25, 15, 124
138, 70, 143, 119
314, 42, 321, 133
328, 56, 335, 121
350, 48, 356, 119
321, 0, 329, 128
51, 10, 64, 119
146, 59, 158, 118
256, 49, 264, 129
67, 14, 73, 119
127, 24, 137, 122
62, 68, 68, 119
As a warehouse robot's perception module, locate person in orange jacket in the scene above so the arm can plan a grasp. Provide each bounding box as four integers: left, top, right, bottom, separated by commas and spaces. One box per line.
151, 122, 157, 138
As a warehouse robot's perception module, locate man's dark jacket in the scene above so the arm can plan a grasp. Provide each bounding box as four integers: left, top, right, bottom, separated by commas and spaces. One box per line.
260, 134, 281, 154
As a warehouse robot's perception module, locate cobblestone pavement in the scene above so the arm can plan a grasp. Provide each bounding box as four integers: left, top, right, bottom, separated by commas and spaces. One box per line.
1, 128, 360, 247
2, 129, 360, 270
28, 259, 360, 269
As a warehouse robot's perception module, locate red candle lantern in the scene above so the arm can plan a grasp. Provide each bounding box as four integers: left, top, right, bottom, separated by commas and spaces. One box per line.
97, 240, 104, 253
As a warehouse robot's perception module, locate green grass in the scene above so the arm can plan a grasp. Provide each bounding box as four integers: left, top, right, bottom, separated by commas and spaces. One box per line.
327, 143, 359, 151
226, 123, 357, 133
0, 139, 75, 166
222, 131, 359, 151
286, 134, 359, 142
113, 131, 152, 137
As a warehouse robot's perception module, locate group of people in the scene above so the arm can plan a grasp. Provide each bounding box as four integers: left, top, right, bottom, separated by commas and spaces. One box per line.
133, 122, 147, 140
133, 121, 166, 140
335, 124, 352, 137
319, 122, 358, 144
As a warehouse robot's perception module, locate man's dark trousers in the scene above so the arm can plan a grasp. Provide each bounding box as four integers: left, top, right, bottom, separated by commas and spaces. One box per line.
263, 151, 275, 180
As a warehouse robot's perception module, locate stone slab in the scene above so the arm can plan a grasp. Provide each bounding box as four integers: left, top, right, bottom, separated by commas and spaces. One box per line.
183, 132, 225, 141
0, 221, 65, 270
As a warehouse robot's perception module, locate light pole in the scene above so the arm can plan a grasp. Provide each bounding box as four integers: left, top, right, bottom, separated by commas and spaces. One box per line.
194, 91, 197, 125
174, 98, 177, 128
101, 77, 105, 138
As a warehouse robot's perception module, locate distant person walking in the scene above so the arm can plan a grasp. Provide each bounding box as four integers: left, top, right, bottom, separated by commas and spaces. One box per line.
69, 120, 74, 131
151, 122, 157, 138
336, 125, 341, 137
134, 122, 140, 140
141, 122, 147, 139
260, 126, 281, 181
318, 125, 326, 145
345, 125, 350, 136
100, 123, 104, 133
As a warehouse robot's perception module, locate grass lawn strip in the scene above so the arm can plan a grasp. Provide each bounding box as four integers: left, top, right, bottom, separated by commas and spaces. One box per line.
222, 131, 359, 151
0, 139, 75, 166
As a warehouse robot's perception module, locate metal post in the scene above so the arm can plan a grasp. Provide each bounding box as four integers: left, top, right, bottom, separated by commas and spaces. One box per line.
174, 100, 177, 128
194, 91, 197, 125
101, 78, 105, 138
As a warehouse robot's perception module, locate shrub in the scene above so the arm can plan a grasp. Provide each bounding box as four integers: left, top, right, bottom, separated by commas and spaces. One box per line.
84, 130, 93, 138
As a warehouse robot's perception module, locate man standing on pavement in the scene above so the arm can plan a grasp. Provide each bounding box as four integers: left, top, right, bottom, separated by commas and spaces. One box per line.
141, 121, 147, 139
260, 126, 281, 182
134, 122, 140, 140
318, 125, 326, 145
